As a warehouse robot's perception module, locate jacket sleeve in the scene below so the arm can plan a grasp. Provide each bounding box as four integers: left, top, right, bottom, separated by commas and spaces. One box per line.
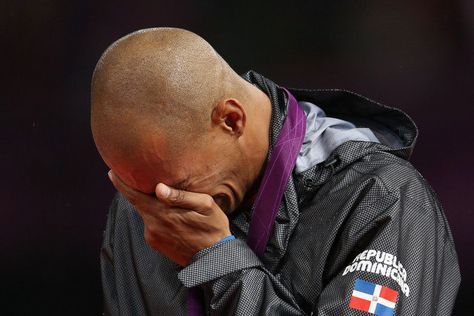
178, 239, 308, 315
313, 189, 461, 316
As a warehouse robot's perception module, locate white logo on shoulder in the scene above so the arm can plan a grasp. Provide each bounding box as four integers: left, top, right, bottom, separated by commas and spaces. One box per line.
342, 249, 410, 297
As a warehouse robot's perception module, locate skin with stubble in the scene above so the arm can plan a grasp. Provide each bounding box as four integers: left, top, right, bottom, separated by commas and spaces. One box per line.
90, 28, 272, 266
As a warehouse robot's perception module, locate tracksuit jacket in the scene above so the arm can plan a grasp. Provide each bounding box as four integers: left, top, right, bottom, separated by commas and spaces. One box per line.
100, 70, 460, 315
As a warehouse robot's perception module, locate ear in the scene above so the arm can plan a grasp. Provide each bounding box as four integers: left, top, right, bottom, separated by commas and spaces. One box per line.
211, 98, 246, 137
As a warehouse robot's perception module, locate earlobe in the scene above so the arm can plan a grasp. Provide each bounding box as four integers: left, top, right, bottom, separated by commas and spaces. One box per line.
211, 98, 246, 136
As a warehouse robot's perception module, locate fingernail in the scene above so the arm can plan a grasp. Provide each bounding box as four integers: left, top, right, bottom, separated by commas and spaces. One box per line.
157, 183, 170, 197
107, 170, 113, 181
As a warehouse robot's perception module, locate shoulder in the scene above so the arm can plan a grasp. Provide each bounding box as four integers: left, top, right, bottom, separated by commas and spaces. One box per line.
352, 151, 444, 216
355, 152, 437, 206
297, 145, 455, 248
340, 151, 455, 244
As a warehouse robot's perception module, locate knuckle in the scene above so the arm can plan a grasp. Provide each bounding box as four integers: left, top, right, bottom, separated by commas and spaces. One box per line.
171, 190, 185, 204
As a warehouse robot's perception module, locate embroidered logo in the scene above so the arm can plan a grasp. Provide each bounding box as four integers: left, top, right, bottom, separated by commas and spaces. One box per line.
342, 249, 410, 297
349, 279, 398, 316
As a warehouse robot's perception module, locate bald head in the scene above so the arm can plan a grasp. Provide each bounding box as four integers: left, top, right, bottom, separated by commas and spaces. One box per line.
90, 27, 272, 197
91, 27, 249, 161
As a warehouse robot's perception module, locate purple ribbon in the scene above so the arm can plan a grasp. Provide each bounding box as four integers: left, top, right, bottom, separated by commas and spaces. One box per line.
246, 88, 306, 256
187, 287, 204, 316
187, 88, 306, 315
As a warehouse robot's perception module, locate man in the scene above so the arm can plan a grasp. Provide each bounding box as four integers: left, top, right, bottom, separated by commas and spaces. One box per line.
91, 27, 460, 315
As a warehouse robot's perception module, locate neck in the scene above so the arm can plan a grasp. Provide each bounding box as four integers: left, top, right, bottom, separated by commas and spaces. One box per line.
240, 84, 272, 206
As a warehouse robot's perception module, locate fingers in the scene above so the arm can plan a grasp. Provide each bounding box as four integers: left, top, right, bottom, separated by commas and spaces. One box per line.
155, 183, 215, 214
107, 170, 218, 216
108, 170, 154, 207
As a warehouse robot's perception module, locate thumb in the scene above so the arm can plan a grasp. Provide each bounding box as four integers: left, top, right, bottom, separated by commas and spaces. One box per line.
155, 183, 172, 200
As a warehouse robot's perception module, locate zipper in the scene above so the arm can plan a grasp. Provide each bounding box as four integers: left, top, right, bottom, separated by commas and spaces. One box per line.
303, 156, 339, 189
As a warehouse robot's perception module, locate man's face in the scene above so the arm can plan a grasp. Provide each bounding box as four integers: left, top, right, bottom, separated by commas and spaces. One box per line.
109, 133, 247, 215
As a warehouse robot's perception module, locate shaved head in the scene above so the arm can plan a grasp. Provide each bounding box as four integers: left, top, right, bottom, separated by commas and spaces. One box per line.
90, 27, 271, 204
91, 27, 248, 162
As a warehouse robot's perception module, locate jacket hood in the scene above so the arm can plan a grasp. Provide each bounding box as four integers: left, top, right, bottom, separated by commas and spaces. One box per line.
288, 87, 418, 159
242, 70, 419, 172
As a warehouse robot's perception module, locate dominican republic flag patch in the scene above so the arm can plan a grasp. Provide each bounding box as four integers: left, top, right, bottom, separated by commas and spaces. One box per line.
349, 279, 398, 316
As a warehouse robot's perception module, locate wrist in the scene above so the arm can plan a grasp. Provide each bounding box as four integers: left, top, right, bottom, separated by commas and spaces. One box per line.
213, 235, 236, 246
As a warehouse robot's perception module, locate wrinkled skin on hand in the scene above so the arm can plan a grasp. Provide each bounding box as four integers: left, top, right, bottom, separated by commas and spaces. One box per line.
108, 170, 232, 267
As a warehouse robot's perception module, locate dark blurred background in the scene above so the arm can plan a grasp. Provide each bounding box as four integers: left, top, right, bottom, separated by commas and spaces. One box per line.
2, 0, 473, 314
